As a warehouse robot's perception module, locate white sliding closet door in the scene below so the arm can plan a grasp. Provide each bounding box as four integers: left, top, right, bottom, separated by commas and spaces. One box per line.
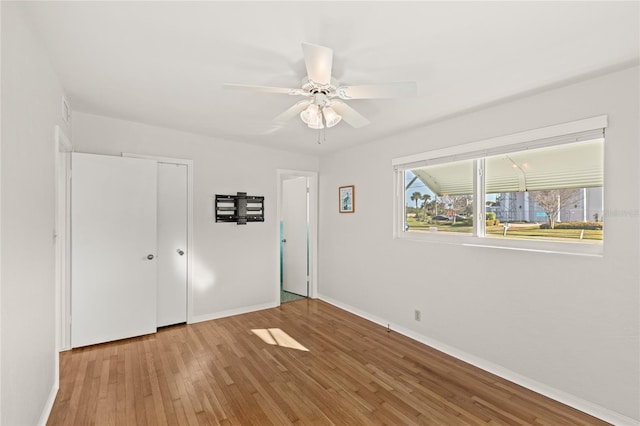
71, 153, 158, 348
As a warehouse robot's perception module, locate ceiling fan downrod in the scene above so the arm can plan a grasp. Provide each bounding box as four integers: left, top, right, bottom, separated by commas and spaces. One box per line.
317, 110, 327, 145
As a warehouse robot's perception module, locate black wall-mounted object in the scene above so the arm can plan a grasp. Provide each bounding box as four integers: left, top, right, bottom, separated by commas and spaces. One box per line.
215, 192, 264, 225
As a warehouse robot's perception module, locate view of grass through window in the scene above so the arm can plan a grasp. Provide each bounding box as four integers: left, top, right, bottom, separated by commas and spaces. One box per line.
404, 139, 604, 242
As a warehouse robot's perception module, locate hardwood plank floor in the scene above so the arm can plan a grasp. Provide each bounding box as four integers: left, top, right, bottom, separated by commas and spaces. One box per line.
48, 299, 608, 425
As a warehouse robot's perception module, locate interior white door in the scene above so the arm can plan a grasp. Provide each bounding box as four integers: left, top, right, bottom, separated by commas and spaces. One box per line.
71, 153, 158, 348
282, 177, 308, 296
157, 162, 188, 327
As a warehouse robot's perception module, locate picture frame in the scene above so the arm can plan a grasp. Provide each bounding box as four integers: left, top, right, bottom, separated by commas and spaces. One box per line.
339, 185, 355, 213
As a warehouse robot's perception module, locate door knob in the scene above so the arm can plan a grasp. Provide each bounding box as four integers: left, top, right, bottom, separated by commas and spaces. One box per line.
147, 254, 155, 260
177, 249, 185, 256
282, 239, 287, 243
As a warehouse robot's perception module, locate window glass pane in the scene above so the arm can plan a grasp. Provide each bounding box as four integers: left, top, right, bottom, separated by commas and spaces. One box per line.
405, 158, 474, 235
485, 139, 603, 242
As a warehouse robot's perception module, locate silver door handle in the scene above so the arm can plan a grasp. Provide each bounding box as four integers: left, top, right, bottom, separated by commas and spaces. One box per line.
177, 249, 185, 256
147, 254, 155, 260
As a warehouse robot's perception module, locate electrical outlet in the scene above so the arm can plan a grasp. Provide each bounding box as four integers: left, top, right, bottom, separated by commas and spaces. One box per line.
414, 309, 421, 321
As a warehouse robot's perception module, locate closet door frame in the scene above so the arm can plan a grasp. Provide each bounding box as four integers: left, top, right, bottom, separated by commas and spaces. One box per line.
123, 153, 194, 324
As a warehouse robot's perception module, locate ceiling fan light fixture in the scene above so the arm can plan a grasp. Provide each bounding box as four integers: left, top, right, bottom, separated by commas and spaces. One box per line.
300, 104, 324, 129
300, 104, 317, 124
307, 121, 324, 130
322, 106, 341, 128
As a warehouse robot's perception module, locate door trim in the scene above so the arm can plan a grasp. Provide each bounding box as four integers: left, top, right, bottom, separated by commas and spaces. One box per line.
276, 169, 318, 302
55, 126, 72, 352
122, 153, 194, 324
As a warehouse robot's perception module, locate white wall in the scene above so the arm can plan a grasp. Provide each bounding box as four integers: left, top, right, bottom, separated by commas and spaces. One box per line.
1, 3, 3, 420
1, 3, 71, 425
72, 112, 319, 320
318, 66, 639, 422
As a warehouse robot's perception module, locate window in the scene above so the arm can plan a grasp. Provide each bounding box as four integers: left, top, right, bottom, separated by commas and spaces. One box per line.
405, 159, 475, 235
394, 116, 606, 253
484, 140, 603, 242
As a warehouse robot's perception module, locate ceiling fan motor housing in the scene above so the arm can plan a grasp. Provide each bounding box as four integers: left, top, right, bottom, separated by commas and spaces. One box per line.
301, 77, 338, 100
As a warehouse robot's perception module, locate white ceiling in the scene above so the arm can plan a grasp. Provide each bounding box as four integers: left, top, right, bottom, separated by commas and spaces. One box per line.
21, 1, 639, 155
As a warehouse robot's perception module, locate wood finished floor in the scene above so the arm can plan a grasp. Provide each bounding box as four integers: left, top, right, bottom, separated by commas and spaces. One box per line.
48, 299, 607, 425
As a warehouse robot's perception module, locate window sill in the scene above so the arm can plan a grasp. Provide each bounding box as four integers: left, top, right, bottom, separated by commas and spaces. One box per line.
397, 232, 603, 257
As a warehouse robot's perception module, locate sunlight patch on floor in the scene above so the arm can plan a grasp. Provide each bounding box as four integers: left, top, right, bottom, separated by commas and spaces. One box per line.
251, 328, 309, 352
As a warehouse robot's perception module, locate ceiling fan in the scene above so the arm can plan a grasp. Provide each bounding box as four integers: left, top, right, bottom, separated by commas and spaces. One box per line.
224, 42, 417, 130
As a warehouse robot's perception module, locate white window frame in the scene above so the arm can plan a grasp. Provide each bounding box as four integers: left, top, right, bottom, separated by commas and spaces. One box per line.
393, 116, 607, 256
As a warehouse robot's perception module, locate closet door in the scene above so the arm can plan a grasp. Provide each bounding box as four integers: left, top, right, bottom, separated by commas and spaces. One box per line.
71, 153, 157, 348
157, 162, 188, 327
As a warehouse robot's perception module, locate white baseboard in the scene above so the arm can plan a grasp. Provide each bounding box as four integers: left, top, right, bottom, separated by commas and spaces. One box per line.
38, 349, 60, 426
318, 294, 639, 426
190, 301, 278, 324
37, 382, 59, 426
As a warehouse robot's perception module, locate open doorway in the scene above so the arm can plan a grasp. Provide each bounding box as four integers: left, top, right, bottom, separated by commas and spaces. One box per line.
277, 170, 318, 304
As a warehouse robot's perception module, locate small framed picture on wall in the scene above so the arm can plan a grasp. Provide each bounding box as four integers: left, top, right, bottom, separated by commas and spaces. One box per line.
339, 185, 355, 213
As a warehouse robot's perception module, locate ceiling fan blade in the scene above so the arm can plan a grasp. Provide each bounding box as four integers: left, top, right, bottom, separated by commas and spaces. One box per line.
274, 100, 312, 123
302, 42, 333, 85
336, 82, 417, 99
223, 83, 307, 96
330, 101, 370, 128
